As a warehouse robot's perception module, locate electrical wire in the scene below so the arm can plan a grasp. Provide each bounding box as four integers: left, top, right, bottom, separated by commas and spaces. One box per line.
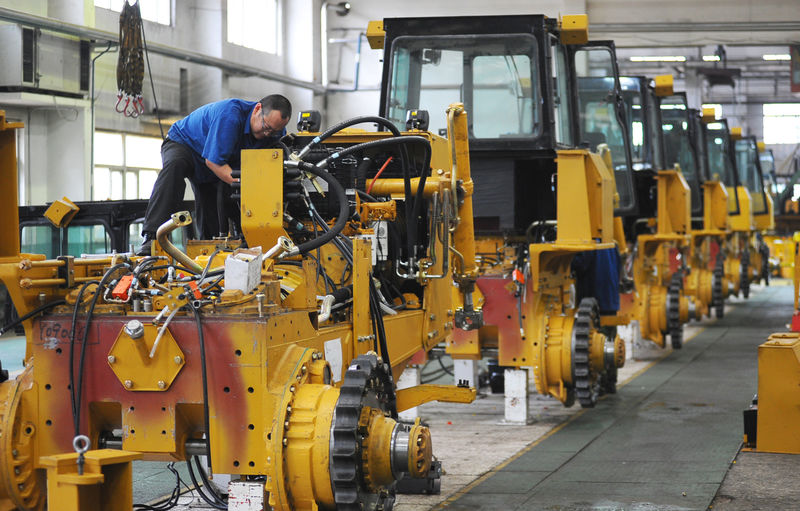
140, 15, 164, 139
366, 156, 393, 194
133, 462, 189, 511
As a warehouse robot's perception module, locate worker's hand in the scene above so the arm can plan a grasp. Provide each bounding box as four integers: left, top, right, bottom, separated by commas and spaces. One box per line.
205, 159, 239, 185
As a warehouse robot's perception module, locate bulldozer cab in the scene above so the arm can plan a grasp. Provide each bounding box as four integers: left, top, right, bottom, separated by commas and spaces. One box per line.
571, 42, 637, 216
735, 136, 769, 217
759, 147, 778, 197
704, 119, 742, 215
377, 15, 635, 235
660, 93, 704, 218
578, 74, 665, 222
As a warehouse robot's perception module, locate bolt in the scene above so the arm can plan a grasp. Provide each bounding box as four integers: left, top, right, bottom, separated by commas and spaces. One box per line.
124, 319, 145, 340
11, 450, 18, 458
272, 151, 279, 159
429, 314, 436, 321
301, 364, 307, 374
437, 168, 444, 175
174, 356, 182, 365
289, 385, 296, 393
157, 380, 166, 389
124, 380, 133, 389
282, 438, 288, 446
284, 421, 290, 429
286, 405, 292, 414
272, 210, 279, 217
246, 210, 252, 217
417, 437, 423, 446
107, 355, 116, 364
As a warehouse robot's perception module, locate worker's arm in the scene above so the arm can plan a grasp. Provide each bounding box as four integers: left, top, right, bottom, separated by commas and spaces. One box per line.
205, 159, 238, 184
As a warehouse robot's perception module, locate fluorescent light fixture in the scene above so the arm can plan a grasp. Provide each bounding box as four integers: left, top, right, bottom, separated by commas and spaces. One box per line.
763, 54, 790, 61
703, 55, 720, 62
630, 56, 686, 62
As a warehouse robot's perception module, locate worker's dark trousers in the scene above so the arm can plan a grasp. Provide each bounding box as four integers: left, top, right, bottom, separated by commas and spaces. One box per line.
142, 139, 220, 239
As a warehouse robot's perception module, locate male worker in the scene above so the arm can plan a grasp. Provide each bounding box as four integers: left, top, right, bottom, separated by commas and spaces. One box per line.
137, 94, 292, 255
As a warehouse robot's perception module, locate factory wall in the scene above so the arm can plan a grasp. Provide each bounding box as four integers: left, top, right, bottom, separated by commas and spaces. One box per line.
0, 0, 322, 205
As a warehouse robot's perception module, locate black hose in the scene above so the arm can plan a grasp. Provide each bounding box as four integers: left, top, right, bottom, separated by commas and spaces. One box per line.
315, 135, 430, 171
189, 303, 214, 473
193, 456, 228, 505
295, 162, 350, 255
355, 156, 371, 192
368, 277, 393, 385
185, 458, 227, 510
0, 298, 66, 336
357, 190, 378, 203
198, 249, 221, 282
69, 281, 99, 436
315, 136, 431, 261
305, 116, 401, 153
75, 262, 130, 436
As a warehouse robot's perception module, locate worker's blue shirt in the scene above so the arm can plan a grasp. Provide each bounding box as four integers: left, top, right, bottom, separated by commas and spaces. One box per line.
166, 98, 285, 184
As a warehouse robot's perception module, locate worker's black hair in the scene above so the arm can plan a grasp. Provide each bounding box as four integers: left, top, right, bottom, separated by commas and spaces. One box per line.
260, 94, 292, 120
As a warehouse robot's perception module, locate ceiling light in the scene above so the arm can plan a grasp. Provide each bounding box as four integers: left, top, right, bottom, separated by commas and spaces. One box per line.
630, 56, 686, 62
763, 54, 790, 61
703, 55, 721, 62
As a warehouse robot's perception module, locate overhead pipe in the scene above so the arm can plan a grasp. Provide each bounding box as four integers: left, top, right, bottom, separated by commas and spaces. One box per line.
0, 6, 325, 93
592, 21, 800, 33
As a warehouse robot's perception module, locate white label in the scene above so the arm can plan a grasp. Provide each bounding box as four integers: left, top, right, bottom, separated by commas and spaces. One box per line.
228, 481, 265, 511
324, 338, 343, 382
373, 221, 388, 263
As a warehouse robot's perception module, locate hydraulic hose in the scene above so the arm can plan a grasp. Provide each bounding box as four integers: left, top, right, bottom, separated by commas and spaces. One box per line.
296, 115, 402, 159
292, 162, 351, 255
314, 136, 432, 262
313, 135, 430, 171
0, 298, 66, 336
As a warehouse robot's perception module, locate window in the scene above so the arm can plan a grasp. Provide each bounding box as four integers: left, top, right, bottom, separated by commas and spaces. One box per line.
67, 225, 111, 257
764, 103, 800, 144
550, 38, 573, 145
93, 132, 162, 200
227, 0, 279, 54
94, 0, 171, 26
387, 34, 541, 139
21, 225, 54, 259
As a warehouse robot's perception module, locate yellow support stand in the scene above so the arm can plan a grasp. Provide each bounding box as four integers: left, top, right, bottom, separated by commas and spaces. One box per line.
754, 333, 800, 453
40, 449, 142, 511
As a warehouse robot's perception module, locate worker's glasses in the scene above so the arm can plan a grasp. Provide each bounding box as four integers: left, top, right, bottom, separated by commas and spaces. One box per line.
261, 113, 280, 135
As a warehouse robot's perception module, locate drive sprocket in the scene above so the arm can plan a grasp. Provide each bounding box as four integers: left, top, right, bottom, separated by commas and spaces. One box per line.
573, 297, 601, 408
330, 353, 396, 511
712, 253, 725, 319
667, 270, 683, 349
740, 249, 750, 299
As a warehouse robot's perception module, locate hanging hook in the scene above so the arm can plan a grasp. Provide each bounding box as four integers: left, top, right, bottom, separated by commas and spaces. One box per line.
115, 92, 128, 113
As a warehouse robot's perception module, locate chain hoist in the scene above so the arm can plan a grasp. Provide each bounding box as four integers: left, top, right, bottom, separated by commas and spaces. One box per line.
116, 0, 145, 117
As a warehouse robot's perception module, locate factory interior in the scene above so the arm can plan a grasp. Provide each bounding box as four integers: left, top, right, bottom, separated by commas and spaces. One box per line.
1, 1, 800, 510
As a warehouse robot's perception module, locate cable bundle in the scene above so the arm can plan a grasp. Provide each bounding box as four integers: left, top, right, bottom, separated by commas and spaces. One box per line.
116, 1, 145, 117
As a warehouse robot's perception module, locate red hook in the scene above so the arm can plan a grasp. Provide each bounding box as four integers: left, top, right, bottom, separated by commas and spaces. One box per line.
115, 92, 129, 113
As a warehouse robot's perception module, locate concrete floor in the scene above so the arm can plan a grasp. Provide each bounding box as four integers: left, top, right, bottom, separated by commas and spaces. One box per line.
2, 282, 796, 510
